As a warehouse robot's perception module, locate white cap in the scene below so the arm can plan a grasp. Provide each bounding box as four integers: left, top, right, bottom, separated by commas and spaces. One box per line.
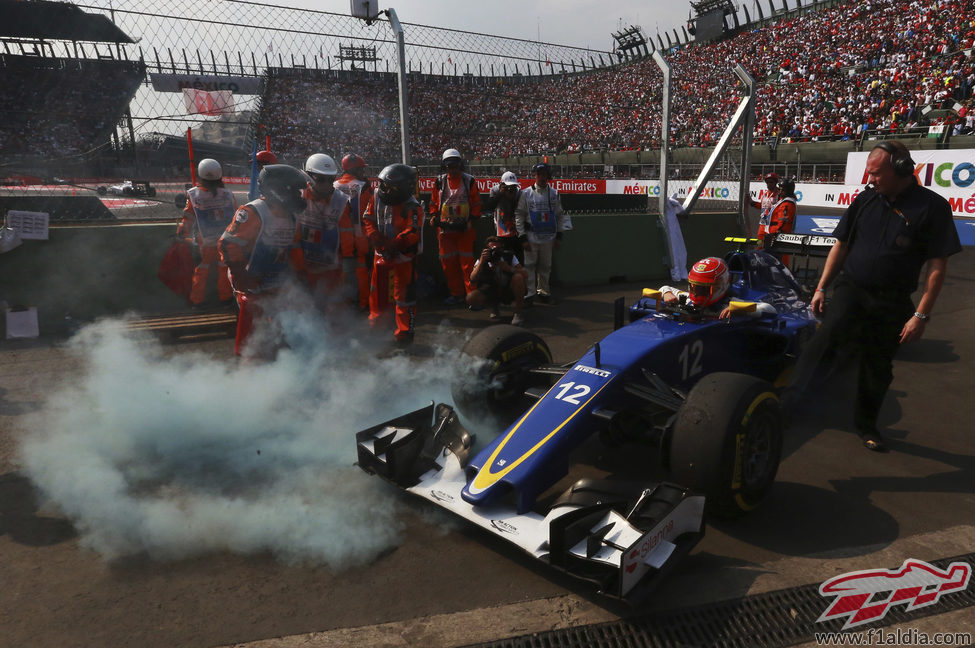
501, 171, 519, 186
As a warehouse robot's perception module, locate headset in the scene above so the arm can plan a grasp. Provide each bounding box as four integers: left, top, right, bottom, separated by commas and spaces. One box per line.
872, 141, 916, 178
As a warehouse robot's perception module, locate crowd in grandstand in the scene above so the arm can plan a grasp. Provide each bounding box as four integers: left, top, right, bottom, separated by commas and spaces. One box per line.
2, 0, 972, 166
258, 0, 973, 161
0, 56, 143, 157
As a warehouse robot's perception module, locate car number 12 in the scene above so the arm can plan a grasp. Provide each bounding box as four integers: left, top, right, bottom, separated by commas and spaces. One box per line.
678, 339, 704, 380
553, 381, 591, 405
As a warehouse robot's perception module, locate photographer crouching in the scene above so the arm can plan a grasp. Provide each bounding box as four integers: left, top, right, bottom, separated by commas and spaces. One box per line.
467, 236, 528, 326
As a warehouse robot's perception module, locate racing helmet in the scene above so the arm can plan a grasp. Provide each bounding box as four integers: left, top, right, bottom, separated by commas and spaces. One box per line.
305, 153, 339, 179
198, 158, 222, 182
441, 148, 463, 170
255, 150, 278, 165
341, 153, 367, 172
687, 257, 731, 307
377, 164, 417, 206
532, 162, 552, 178
258, 164, 309, 214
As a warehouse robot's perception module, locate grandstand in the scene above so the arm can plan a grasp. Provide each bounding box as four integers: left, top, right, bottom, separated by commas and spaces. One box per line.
0, 0, 971, 187
0, 0, 144, 172
254, 0, 973, 170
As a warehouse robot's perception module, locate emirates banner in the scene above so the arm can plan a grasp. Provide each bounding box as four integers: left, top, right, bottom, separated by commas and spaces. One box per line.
417, 177, 606, 194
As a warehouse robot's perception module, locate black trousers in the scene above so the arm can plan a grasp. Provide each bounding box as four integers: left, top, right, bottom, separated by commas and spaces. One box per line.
789, 278, 914, 433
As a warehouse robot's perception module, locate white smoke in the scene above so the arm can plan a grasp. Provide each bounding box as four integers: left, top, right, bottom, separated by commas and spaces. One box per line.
18, 297, 476, 568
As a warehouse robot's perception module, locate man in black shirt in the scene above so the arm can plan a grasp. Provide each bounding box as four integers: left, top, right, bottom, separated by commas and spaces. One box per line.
787, 140, 962, 451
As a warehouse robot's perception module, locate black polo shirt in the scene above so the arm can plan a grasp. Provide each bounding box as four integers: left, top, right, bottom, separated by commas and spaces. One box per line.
833, 182, 962, 293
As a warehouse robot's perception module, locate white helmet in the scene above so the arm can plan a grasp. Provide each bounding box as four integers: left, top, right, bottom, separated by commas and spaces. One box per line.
198, 158, 222, 181
305, 153, 339, 177
501, 171, 519, 186
441, 148, 462, 163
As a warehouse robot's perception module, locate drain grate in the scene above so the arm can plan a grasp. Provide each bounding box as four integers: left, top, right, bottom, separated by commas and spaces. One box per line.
463, 552, 975, 648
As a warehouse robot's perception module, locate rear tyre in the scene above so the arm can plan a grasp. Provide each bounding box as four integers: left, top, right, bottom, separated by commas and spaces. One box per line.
147, 187, 157, 197
451, 324, 552, 427
669, 372, 782, 518
96, 186, 107, 196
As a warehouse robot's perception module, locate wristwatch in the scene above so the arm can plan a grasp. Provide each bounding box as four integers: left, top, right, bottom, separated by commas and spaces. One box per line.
913, 311, 930, 321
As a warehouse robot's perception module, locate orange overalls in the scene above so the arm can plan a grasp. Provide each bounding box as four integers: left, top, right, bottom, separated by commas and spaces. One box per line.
762, 196, 797, 267
363, 195, 422, 342
179, 185, 236, 305
334, 173, 374, 310
218, 199, 296, 355
292, 186, 353, 308
430, 172, 481, 298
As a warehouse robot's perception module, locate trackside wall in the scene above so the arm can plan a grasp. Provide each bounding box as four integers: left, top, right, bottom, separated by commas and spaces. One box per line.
0, 213, 739, 336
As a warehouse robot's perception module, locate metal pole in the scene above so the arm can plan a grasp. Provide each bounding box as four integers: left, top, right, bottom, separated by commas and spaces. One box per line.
734, 63, 756, 236
653, 50, 671, 217
387, 8, 411, 165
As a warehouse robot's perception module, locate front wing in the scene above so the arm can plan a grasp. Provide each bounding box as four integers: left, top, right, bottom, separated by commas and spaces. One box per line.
355, 402, 705, 600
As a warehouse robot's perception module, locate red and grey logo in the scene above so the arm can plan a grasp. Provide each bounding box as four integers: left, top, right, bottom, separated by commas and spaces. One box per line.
817, 559, 971, 629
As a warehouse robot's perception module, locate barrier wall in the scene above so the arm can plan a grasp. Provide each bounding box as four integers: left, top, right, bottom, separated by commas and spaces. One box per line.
0, 211, 739, 336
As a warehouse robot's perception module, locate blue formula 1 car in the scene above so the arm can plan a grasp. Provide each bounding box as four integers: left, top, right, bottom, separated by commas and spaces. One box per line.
355, 247, 819, 600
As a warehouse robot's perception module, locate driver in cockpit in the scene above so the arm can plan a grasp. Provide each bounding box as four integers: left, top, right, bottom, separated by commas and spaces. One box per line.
658, 256, 776, 320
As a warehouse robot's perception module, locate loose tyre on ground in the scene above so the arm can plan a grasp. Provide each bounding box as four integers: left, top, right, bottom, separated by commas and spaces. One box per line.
451, 324, 553, 427
669, 372, 782, 518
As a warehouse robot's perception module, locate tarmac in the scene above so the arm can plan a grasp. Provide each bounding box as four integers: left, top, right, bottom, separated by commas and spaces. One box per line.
1, 243, 973, 648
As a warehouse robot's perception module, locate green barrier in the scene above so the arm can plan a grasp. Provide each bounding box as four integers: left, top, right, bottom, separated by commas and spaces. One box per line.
0, 223, 187, 335
0, 212, 742, 336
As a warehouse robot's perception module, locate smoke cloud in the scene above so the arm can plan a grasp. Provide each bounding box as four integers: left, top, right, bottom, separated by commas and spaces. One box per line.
19, 295, 477, 568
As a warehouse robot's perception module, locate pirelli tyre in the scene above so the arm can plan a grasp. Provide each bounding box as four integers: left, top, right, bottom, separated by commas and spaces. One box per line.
451, 324, 553, 427
669, 372, 782, 518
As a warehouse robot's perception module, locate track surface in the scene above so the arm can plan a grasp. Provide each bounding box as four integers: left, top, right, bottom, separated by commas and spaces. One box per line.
1, 232, 973, 648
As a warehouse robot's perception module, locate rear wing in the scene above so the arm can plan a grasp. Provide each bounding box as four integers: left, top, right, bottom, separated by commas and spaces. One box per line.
765, 232, 838, 296
764, 233, 837, 258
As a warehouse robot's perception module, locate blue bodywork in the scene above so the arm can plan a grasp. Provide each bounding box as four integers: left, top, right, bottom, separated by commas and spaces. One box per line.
461, 250, 817, 514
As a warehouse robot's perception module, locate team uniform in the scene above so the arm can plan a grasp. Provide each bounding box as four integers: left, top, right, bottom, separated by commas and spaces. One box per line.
430, 171, 482, 300
219, 199, 297, 355
483, 182, 523, 262
515, 180, 568, 300
364, 193, 422, 342
788, 181, 961, 438
292, 186, 353, 306
334, 172, 374, 310
760, 193, 797, 265
178, 184, 237, 305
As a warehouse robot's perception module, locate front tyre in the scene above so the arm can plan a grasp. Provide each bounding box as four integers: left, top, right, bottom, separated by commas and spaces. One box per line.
669, 372, 782, 518
451, 324, 552, 427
